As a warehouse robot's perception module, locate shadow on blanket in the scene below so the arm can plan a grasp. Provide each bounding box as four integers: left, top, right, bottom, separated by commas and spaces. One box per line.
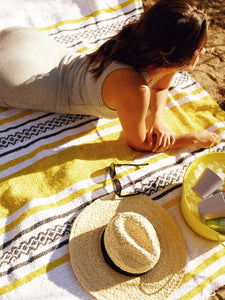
1, 129, 148, 216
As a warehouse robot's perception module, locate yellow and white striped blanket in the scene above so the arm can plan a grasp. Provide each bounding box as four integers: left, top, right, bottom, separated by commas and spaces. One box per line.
0, 0, 225, 299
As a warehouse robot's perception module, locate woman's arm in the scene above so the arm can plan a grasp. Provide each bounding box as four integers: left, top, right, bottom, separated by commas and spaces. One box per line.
146, 72, 176, 152
116, 83, 153, 151
102, 68, 154, 151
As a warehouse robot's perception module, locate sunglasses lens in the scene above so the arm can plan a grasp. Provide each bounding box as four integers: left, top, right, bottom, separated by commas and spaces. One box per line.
109, 163, 116, 178
113, 179, 122, 196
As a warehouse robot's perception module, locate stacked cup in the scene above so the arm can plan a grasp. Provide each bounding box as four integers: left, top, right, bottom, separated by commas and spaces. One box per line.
193, 168, 225, 234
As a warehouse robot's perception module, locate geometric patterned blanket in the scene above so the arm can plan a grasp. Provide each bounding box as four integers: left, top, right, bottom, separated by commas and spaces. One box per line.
1, 1, 225, 299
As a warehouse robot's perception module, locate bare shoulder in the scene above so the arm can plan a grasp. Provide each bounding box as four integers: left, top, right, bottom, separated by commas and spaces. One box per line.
102, 67, 150, 111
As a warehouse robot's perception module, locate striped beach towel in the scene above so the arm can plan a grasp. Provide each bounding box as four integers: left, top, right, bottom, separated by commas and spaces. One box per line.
0, 0, 225, 299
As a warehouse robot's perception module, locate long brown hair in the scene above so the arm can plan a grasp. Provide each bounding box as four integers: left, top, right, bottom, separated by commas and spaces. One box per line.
87, 0, 208, 79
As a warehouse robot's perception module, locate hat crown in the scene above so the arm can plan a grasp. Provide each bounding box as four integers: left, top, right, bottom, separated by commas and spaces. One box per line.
104, 212, 160, 274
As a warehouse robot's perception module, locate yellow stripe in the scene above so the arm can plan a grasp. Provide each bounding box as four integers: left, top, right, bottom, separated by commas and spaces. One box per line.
0, 126, 122, 221
165, 96, 225, 134
215, 127, 225, 135
178, 264, 225, 299
75, 46, 95, 53
0, 254, 70, 296
181, 246, 225, 285
75, 46, 99, 54
37, 0, 142, 31
167, 87, 205, 102
0, 110, 36, 126
0, 178, 106, 234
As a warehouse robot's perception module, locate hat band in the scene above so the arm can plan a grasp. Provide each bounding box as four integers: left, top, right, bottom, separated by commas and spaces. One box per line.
101, 230, 148, 277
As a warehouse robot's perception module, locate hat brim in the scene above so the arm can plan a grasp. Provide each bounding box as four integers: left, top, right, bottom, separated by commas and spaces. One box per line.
69, 195, 186, 300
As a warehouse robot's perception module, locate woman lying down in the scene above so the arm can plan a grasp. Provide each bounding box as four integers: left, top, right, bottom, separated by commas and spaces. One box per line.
0, 0, 219, 153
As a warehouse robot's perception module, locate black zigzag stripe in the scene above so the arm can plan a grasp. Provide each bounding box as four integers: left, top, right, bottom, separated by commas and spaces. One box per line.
131, 164, 188, 196
53, 11, 141, 48
0, 197, 99, 277
0, 114, 89, 148
0, 239, 69, 277
0, 199, 91, 251
169, 81, 197, 92
0, 116, 99, 157
0, 220, 74, 269
0, 199, 95, 277
55, 23, 122, 47
140, 167, 188, 196
0, 112, 54, 134
122, 143, 225, 196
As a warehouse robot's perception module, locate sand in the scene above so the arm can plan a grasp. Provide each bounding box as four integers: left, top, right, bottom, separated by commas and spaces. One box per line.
191, 0, 225, 111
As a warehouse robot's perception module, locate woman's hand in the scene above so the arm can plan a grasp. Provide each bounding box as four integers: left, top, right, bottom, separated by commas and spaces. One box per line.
147, 119, 175, 152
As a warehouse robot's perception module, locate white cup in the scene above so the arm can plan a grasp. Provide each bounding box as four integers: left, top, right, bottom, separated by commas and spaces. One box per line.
193, 167, 224, 199
197, 192, 225, 220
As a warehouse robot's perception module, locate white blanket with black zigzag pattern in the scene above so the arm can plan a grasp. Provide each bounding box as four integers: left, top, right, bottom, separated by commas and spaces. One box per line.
0, 1, 225, 299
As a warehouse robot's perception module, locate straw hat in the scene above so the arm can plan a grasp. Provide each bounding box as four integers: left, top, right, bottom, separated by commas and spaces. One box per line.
69, 195, 186, 300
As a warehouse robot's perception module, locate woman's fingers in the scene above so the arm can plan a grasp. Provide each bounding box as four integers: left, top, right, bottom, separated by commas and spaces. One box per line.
152, 133, 175, 153
152, 133, 163, 152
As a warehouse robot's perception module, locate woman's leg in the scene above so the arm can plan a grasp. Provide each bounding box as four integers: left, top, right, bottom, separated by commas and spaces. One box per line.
0, 27, 70, 111
172, 130, 220, 149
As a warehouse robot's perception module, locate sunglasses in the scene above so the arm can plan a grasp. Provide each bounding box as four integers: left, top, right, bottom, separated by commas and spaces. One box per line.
109, 162, 149, 197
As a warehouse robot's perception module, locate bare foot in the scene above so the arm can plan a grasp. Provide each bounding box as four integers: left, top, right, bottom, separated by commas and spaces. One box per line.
172, 130, 220, 149
191, 131, 220, 148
